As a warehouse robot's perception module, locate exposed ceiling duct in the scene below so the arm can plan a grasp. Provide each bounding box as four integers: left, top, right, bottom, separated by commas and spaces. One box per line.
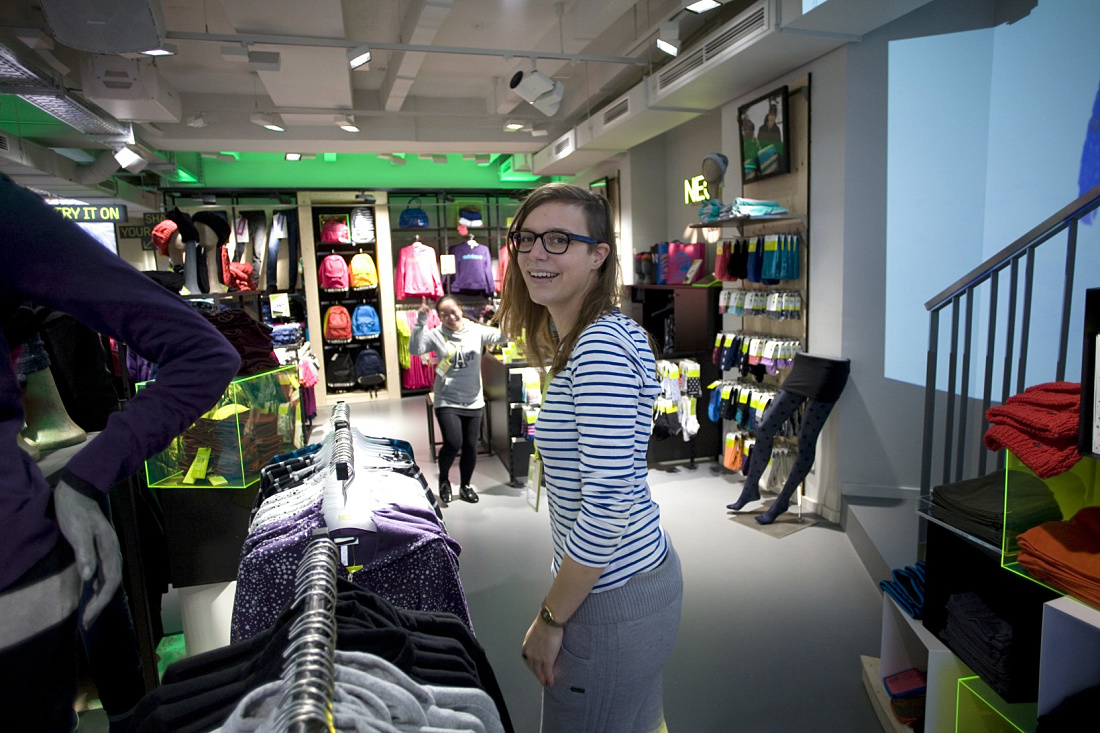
0, 41, 132, 140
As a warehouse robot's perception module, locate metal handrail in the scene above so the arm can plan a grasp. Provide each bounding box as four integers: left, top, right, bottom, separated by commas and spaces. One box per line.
920, 183, 1100, 499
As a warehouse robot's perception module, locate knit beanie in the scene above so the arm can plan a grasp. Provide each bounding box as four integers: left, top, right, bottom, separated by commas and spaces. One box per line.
192, 211, 231, 246
164, 208, 200, 243
151, 219, 178, 256
983, 425, 1080, 479
986, 402, 1079, 441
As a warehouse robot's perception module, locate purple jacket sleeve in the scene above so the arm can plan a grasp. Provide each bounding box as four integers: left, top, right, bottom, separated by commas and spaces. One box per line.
0, 174, 241, 499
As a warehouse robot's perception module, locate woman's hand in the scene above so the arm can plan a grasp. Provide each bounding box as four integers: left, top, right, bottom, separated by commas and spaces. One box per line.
522, 615, 564, 686
417, 296, 431, 317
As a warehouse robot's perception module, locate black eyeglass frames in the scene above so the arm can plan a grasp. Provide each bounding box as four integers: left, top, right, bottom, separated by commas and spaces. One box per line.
508, 229, 599, 254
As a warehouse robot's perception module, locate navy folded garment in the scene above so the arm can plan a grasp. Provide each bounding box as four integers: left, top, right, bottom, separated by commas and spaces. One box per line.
879, 561, 927, 619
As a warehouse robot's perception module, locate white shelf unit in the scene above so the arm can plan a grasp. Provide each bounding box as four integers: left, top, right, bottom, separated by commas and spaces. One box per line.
877, 593, 974, 733
1037, 595, 1100, 717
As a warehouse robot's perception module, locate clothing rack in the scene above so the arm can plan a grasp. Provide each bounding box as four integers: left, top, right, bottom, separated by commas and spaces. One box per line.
271, 403, 349, 732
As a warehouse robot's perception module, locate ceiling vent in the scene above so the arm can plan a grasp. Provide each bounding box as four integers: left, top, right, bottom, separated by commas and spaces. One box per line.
651, 0, 771, 102
39, 0, 166, 54
80, 55, 182, 123
574, 82, 701, 154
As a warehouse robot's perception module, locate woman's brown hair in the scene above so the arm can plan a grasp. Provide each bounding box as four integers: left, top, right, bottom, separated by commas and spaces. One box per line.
494, 182, 621, 374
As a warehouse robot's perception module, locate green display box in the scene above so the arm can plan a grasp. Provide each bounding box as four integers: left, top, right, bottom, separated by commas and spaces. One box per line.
1002, 451, 1100, 600
956, 675, 1036, 733
141, 365, 302, 489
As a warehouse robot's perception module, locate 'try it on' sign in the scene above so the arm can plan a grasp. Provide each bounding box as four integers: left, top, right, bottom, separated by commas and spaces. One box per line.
53, 204, 129, 222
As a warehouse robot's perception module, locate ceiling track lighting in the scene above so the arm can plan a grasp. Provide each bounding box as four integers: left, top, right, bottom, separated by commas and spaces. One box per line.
684, 0, 722, 13
347, 44, 372, 70
185, 113, 207, 128
657, 21, 681, 57
113, 146, 147, 173
355, 191, 376, 203
250, 113, 285, 132
335, 115, 359, 132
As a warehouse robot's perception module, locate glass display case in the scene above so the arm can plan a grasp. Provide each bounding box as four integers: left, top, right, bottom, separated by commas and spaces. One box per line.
141, 365, 301, 489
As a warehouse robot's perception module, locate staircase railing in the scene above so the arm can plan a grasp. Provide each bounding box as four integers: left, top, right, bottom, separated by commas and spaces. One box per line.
920, 183, 1100, 506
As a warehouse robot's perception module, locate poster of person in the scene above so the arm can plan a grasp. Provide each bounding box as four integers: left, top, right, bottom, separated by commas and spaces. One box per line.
738, 86, 790, 183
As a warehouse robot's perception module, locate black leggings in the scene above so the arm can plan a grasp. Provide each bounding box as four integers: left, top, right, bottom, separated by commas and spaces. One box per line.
435, 407, 481, 486
744, 389, 837, 498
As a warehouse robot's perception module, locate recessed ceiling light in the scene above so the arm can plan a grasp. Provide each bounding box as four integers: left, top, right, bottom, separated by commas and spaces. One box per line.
504, 120, 525, 131
285, 153, 302, 161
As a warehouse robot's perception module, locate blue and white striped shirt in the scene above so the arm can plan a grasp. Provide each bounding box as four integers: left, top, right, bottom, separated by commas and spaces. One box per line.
536, 311, 668, 592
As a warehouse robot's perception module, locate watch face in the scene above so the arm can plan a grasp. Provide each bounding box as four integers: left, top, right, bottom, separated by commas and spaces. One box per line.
540, 606, 552, 623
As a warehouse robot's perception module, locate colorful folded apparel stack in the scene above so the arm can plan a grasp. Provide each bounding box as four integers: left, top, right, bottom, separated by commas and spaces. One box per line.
983, 382, 1081, 478
878, 561, 927, 619
1016, 506, 1100, 609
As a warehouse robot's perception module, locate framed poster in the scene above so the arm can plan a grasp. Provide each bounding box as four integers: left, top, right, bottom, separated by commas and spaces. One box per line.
738, 86, 790, 184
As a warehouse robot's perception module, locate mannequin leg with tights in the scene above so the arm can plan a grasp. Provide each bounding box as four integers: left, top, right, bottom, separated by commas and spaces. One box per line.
755, 398, 837, 523
727, 390, 804, 511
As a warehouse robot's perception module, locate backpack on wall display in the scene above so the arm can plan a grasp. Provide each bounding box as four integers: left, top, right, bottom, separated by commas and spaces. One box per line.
350, 207, 376, 244
351, 305, 381, 338
323, 306, 353, 342
326, 352, 356, 389
318, 254, 349, 290
398, 198, 430, 229
349, 253, 378, 289
320, 215, 351, 243
354, 348, 386, 388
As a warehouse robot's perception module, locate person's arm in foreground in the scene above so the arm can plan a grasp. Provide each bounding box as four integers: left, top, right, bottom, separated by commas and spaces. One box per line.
1, 173, 240, 624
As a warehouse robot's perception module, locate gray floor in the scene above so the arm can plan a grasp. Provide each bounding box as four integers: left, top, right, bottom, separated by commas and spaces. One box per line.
341, 395, 886, 732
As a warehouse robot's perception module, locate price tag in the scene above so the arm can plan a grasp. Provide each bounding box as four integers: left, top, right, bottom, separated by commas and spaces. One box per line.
270, 292, 290, 317
525, 454, 543, 512
183, 447, 211, 484
439, 254, 456, 275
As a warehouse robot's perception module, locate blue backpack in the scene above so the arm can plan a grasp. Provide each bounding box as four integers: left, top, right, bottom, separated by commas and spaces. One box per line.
352, 305, 381, 338
355, 348, 386, 388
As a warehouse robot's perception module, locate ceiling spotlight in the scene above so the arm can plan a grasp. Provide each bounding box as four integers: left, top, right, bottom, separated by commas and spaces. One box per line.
504, 120, 524, 132
509, 69, 564, 117
355, 191, 376, 203
335, 115, 359, 133
347, 44, 372, 70
221, 45, 249, 63
285, 153, 302, 161
141, 43, 178, 57
657, 21, 680, 57
251, 113, 285, 132
685, 0, 721, 12
185, 114, 207, 128
113, 146, 147, 173
247, 50, 281, 72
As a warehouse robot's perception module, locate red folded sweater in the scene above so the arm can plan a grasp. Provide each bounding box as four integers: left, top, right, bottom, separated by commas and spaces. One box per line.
983, 425, 1080, 478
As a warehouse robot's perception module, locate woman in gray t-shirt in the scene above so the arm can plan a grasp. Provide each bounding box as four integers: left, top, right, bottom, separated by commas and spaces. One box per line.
411, 295, 507, 504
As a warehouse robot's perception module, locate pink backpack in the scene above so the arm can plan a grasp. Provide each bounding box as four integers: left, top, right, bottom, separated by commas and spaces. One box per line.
318, 255, 349, 290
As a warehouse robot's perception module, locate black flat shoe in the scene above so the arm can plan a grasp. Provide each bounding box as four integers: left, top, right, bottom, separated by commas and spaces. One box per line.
439, 481, 452, 504
459, 484, 479, 503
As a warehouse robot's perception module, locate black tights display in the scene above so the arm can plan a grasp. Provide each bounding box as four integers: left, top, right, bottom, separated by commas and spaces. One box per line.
727, 389, 838, 524
435, 408, 481, 487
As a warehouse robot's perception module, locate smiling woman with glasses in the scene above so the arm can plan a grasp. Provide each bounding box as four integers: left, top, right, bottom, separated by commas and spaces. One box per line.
495, 182, 683, 733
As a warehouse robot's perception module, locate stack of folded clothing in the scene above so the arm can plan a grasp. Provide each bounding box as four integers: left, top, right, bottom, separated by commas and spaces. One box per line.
879, 561, 927, 619
1016, 506, 1100, 609
984, 382, 1081, 478
270, 322, 303, 346
180, 412, 285, 483
931, 470, 1062, 547
940, 592, 1021, 701
202, 308, 280, 376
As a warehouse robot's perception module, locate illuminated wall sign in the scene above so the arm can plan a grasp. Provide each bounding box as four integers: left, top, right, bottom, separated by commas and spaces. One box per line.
116, 212, 162, 249
53, 204, 129, 222
684, 174, 710, 204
